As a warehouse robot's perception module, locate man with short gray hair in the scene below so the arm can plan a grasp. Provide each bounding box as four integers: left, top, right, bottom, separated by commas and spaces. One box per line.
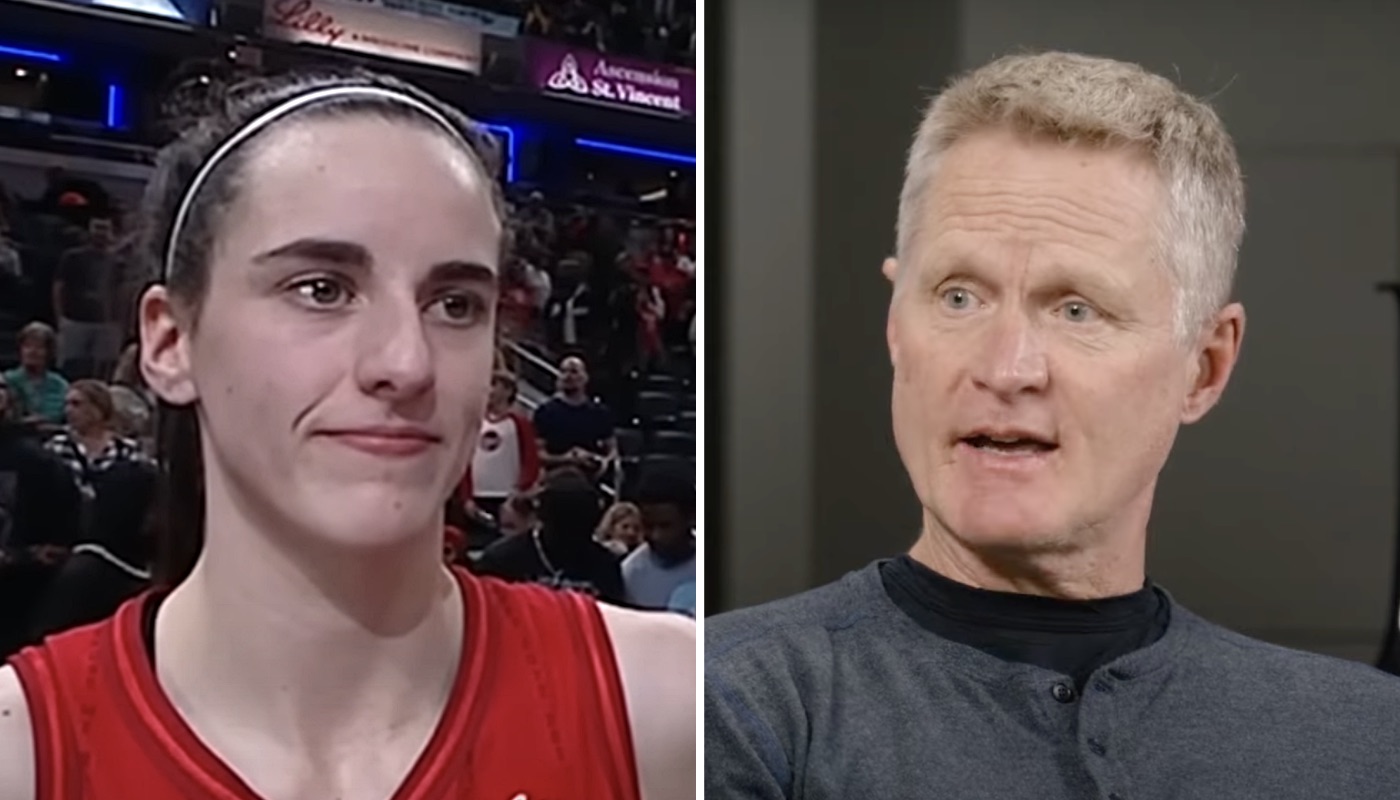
706, 51, 1400, 798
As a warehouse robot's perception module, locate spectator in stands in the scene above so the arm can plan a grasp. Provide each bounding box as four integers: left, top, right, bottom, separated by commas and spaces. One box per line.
649, 230, 693, 349
498, 490, 541, 538
523, 0, 556, 37
637, 279, 667, 372
519, 189, 556, 242
0, 209, 20, 282
2, 322, 68, 427
109, 341, 156, 452
474, 467, 626, 603
546, 255, 601, 354
497, 258, 543, 341
46, 379, 146, 500
534, 355, 618, 482
621, 462, 695, 610
53, 214, 125, 379
667, 580, 695, 618
26, 458, 155, 642
0, 374, 82, 551
606, 0, 644, 56
520, 254, 553, 313
37, 168, 112, 219
596, 500, 643, 556
458, 371, 541, 521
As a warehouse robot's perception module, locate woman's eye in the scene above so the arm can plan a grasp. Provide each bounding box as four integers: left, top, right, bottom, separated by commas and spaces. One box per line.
290, 277, 352, 308
429, 293, 486, 325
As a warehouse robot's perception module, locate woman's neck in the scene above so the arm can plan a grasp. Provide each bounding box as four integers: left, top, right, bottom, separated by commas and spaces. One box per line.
75, 426, 110, 446
153, 508, 463, 758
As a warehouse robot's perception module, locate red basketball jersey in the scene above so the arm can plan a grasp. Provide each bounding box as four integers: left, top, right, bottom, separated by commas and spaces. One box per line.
9, 568, 642, 800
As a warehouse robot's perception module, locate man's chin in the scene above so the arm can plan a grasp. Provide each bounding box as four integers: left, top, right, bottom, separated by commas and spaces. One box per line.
938, 506, 1080, 557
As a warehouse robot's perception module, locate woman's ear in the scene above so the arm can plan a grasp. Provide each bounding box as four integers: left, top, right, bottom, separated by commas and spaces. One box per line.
139, 285, 199, 406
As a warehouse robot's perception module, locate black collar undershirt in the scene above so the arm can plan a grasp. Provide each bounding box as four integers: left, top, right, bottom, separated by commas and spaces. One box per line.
880, 555, 1170, 689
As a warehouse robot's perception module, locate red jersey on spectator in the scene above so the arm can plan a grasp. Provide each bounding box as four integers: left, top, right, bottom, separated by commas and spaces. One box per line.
8, 568, 641, 800
645, 253, 691, 321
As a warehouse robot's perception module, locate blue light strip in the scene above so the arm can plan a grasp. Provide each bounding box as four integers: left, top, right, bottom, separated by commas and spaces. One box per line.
0, 44, 63, 63
574, 137, 695, 166
106, 84, 124, 129
483, 124, 517, 183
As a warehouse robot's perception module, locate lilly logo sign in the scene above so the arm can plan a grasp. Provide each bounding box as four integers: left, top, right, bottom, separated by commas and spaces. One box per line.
527, 40, 694, 119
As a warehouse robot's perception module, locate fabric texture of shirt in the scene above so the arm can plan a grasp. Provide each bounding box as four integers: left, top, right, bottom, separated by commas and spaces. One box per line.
2, 368, 69, 425
706, 560, 1400, 799
55, 246, 120, 322
881, 555, 1169, 690
533, 395, 615, 456
10, 568, 641, 799
473, 530, 627, 605
44, 430, 146, 499
462, 411, 541, 499
622, 543, 696, 610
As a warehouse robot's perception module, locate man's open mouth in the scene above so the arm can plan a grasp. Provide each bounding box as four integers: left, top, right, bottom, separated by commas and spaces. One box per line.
960, 434, 1058, 454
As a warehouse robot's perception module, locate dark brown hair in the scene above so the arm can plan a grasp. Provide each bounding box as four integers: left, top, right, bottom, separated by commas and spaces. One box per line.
143, 67, 506, 587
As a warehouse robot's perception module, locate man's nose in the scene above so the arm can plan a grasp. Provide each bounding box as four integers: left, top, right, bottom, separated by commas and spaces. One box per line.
970, 308, 1050, 398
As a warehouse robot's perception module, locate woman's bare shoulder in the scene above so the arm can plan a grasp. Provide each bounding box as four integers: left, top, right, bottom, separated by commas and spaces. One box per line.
597, 604, 695, 800
0, 665, 35, 800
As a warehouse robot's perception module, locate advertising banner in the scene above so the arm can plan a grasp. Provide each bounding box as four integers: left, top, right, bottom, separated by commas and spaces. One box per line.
339, 0, 519, 37
524, 39, 694, 119
264, 0, 483, 74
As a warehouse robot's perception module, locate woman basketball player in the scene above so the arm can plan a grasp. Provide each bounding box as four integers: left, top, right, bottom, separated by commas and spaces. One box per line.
0, 69, 695, 799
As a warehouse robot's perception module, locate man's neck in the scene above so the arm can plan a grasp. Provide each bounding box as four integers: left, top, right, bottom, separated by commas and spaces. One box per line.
559, 390, 587, 404
154, 491, 463, 761
649, 541, 695, 568
485, 404, 510, 420
20, 365, 45, 379
909, 512, 1149, 601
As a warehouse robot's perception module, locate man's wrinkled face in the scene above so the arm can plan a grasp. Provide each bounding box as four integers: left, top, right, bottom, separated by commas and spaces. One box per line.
886, 128, 1229, 558
168, 116, 501, 549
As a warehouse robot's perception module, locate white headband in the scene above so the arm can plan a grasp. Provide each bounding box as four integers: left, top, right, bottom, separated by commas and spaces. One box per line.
162, 84, 469, 280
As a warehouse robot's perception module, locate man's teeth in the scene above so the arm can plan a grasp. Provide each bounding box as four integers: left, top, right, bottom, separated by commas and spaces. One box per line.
965, 435, 1054, 452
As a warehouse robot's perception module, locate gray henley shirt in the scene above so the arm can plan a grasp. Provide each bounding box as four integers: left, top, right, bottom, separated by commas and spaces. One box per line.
706, 561, 1400, 799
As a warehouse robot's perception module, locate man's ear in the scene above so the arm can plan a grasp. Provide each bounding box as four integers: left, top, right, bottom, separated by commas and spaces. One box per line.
1181, 302, 1245, 424
883, 257, 901, 372
139, 285, 199, 406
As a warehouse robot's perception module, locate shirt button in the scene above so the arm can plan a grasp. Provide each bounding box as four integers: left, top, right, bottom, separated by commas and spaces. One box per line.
1088, 738, 1107, 756
1051, 682, 1077, 703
